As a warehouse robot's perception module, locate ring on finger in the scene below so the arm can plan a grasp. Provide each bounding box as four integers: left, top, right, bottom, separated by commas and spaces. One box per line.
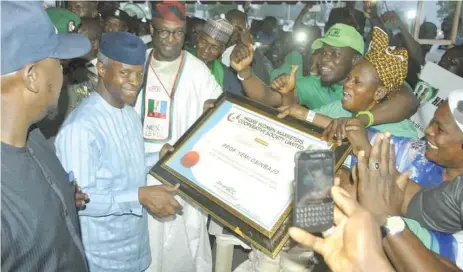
368, 162, 380, 170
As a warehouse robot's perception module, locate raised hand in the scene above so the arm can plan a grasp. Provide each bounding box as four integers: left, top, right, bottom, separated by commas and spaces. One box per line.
289, 186, 392, 272
381, 11, 404, 28
355, 132, 410, 224
270, 65, 298, 94
230, 43, 254, 73
230, 30, 255, 74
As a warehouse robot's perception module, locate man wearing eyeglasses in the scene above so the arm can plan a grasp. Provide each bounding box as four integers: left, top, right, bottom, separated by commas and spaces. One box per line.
134, 2, 222, 272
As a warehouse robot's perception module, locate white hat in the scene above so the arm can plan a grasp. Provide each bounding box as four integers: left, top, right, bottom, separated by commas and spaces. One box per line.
202, 18, 234, 45
448, 89, 463, 133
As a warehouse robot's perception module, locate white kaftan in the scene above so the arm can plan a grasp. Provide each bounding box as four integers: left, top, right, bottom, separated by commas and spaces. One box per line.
135, 49, 222, 272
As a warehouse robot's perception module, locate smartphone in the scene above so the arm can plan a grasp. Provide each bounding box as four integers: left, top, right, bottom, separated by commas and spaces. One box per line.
293, 150, 334, 233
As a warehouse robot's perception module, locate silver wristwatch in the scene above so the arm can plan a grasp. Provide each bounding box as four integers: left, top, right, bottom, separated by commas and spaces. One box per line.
381, 216, 406, 238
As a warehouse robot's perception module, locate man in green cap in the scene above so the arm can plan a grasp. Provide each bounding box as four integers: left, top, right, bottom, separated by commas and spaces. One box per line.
46, 7, 81, 33
230, 23, 418, 140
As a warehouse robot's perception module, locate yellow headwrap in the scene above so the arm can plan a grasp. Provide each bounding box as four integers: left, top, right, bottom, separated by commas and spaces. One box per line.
365, 27, 408, 93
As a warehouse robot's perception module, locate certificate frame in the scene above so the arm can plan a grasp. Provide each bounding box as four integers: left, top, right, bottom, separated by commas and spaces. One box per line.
150, 92, 351, 257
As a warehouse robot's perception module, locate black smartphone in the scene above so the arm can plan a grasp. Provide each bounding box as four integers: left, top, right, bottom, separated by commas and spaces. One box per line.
293, 150, 334, 233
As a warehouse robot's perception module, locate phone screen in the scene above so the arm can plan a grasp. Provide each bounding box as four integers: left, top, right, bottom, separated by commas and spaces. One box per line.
296, 152, 334, 208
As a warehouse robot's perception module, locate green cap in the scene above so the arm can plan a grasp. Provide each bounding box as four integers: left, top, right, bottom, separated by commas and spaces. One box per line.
46, 8, 81, 34
312, 24, 365, 55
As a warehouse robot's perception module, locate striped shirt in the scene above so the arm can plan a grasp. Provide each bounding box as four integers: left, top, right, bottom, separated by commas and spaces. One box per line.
1, 129, 88, 271
55, 92, 150, 271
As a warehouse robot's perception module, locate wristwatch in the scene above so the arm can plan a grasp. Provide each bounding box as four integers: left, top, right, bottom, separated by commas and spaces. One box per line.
380, 216, 406, 239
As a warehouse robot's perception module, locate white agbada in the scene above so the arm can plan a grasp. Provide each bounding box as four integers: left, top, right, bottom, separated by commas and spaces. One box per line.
135, 49, 222, 272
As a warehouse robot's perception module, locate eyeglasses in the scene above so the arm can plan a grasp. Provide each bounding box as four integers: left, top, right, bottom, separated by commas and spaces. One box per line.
153, 27, 185, 40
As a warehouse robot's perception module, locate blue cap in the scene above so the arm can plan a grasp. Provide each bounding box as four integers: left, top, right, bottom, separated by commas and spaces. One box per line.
1, 2, 91, 75
100, 32, 147, 66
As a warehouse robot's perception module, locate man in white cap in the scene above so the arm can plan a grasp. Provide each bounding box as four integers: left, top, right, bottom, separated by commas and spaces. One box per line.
196, 18, 243, 95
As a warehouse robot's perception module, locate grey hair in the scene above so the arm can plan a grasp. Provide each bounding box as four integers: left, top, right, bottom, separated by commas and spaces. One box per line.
97, 52, 111, 67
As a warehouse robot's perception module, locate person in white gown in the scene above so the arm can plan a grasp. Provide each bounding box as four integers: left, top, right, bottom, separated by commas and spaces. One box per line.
134, 2, 222, 272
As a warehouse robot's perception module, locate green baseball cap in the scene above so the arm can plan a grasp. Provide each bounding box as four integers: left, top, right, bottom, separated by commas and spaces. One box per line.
312, 23, 365, 55
46, 8, 81, 34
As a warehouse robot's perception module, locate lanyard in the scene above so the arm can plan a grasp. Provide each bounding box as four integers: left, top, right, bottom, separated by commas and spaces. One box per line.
148, 50, 185, 98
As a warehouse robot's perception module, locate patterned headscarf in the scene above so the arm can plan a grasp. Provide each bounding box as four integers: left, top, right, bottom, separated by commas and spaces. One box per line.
202, 18, 234, 45
151, 1, 186, 23
365, 27, 408, 93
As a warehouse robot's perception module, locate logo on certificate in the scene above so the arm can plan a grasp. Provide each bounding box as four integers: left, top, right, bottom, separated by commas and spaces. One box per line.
148, 99, 167, 119
227, 113, 241, 122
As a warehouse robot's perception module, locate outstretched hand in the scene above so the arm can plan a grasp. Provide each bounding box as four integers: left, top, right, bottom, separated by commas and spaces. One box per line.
322, 118, 363, 146
277, 104, 308, 121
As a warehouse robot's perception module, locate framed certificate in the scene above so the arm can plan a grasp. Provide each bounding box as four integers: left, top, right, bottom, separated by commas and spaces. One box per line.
150, 92, 351, 257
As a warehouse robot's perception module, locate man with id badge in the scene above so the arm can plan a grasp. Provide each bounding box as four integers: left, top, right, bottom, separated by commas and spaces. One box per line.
134, 2, 222, 271
55, 32, 181, 271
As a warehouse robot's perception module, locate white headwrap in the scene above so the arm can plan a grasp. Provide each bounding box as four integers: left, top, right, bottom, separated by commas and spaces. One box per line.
448, 89, 463, 133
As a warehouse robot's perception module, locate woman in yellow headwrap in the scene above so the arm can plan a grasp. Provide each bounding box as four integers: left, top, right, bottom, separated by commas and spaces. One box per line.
279, 27, 417, 146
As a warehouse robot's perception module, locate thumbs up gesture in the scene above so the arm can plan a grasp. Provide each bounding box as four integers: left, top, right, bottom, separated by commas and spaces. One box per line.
230, 32, 255, 73
270, 65, 299, 94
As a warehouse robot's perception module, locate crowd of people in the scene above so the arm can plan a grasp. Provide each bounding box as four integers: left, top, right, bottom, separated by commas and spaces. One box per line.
1, 1, 463, 272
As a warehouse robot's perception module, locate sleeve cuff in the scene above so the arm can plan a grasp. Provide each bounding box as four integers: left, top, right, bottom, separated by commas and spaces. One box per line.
114, 188, 143, 216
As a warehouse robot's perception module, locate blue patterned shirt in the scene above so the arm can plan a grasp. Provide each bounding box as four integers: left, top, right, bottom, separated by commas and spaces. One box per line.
55, 92, 150, 271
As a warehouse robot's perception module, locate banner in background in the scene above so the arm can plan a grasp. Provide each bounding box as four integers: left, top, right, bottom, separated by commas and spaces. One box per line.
410, 62, 463, 138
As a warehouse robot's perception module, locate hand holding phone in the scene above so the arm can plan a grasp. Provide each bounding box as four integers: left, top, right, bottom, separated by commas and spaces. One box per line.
293, 150, 334, 233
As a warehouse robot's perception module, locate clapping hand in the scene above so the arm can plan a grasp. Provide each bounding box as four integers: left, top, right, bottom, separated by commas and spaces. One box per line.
355, 132, 411, 224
